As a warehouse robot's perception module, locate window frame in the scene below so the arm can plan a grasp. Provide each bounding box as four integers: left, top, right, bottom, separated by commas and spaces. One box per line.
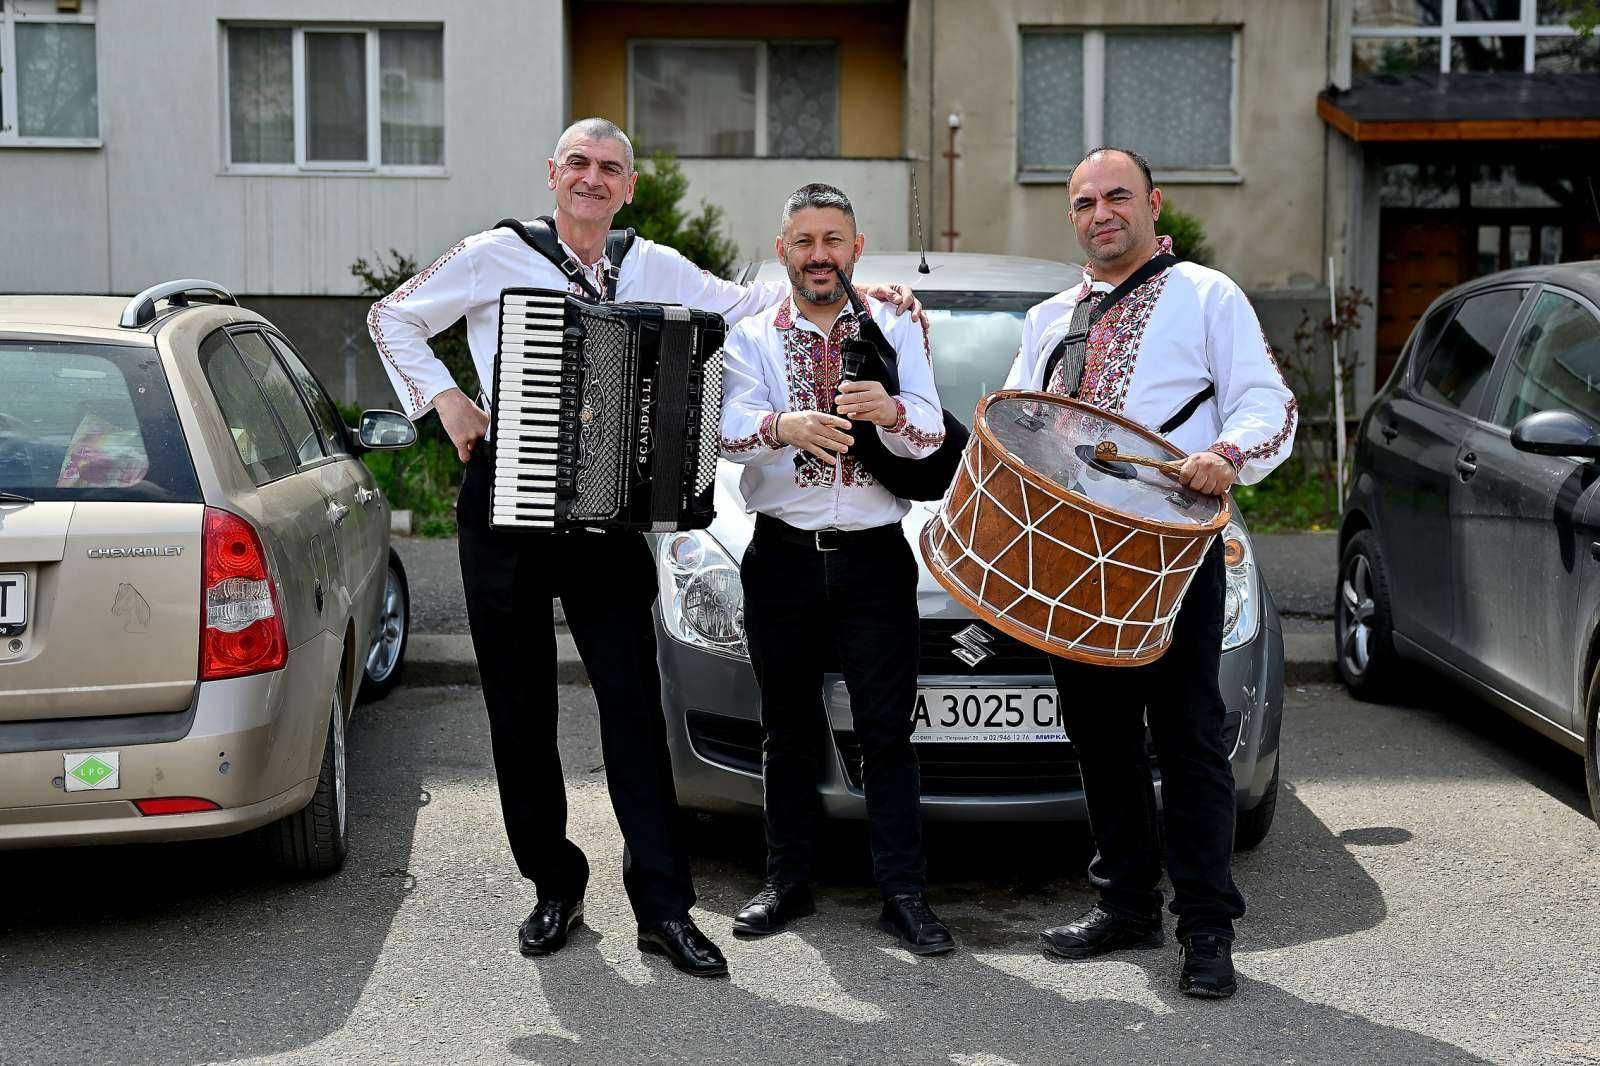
0, 0, 101, 149
1348, 0, 1587, 75
220, 21, 446, 177
625, 37, 842, 159
1015, 25, 1242, 187
263, 328, 354, 459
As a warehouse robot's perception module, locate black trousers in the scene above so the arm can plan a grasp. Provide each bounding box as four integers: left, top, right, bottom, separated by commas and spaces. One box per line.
456, 447, 694, 926
740, 519, 927, 897
1048, 540, 1246, 941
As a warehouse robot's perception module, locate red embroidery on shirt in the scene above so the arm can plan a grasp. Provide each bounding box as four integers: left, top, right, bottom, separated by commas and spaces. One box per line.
779, 298, 877, 488
1072, 270, 1172, 413
1243, 331, 1298, 461
367, 238, 469, 413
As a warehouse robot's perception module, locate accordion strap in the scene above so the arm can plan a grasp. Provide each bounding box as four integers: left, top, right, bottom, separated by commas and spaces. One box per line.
495, 216, 635, 301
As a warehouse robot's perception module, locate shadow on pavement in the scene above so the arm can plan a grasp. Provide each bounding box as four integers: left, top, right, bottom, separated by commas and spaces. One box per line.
0, 710, 427, 1066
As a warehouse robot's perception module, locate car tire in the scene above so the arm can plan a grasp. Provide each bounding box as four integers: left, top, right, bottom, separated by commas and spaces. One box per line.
264, 682, 349, 877
359, 548, 410, 704
1586, 660, 1600, 829
1335, 530, 1400, 702
1234, 756, 1279, 852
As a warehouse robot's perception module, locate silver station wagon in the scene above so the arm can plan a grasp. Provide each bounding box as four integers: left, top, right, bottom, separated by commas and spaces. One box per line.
0, 281, 415, 875
653, 253, 1286, 849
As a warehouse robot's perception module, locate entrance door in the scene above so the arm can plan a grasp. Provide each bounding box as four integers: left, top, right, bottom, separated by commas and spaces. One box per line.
1377, 218, 1465, 387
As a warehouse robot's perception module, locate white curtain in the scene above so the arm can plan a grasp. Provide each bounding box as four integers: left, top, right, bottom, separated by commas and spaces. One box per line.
380, 29, 444, 166
228, 27, 292, 163
633, 43, 755, 156
1019, 33, 1084, 169
1104, 33, 1232, 169
16, 22, 98, 138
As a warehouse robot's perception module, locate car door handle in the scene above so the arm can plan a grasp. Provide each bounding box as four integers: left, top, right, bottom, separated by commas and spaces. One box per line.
1455, 452, 1478, 479
1380, 421, 1399, 442
327, 502, 350, 527
355, 487, 377, 506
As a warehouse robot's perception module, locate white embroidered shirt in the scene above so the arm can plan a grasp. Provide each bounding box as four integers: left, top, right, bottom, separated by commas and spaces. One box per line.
1003, 238, 1298, 486
368, 225, 788, 418
720, 293, 946, 531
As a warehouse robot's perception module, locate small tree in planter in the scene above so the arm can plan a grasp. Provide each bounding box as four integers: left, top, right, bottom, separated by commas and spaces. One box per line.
1155, 202, 1214, 267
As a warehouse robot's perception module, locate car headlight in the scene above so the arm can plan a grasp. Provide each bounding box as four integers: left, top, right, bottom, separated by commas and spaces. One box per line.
657, 530, 749, 660
1220, 521, 1260, 652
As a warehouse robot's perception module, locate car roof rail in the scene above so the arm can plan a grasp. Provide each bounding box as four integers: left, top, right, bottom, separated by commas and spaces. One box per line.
119, 279, 238, 329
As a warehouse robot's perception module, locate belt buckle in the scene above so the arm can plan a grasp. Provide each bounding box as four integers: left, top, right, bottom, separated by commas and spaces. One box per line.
814, 529, 840, 552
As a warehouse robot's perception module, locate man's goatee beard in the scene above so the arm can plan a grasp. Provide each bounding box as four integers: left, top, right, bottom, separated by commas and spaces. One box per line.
796, 283, 846, 305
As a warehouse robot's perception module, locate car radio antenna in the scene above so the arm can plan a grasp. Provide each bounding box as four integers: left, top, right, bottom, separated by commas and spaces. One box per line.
911, 166, 931, 274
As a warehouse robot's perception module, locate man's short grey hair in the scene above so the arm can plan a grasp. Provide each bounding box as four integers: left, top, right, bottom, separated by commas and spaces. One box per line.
779, 183, 856, 233
554, 117, 634, 173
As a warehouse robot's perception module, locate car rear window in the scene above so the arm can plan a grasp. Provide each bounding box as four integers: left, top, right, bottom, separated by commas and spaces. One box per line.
0, 342, 201, 503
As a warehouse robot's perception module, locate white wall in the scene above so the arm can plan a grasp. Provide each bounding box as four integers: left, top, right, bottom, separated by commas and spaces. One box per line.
676, 158, 912, 270
0, 0, 566, 297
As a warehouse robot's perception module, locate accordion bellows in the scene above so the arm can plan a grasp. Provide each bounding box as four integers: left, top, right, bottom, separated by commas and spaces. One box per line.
490, 288, 725, 532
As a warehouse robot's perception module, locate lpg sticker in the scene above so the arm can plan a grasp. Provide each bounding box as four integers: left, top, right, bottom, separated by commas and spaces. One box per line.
65, 751, 120, 792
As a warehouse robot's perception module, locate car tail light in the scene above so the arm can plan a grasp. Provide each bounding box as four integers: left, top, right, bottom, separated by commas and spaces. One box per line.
134, 797, 222, 816
200, 507, 286, 680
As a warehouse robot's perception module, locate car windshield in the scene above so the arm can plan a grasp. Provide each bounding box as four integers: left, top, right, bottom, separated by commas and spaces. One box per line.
923, 292, 1056, 425
0, 342, 201, 502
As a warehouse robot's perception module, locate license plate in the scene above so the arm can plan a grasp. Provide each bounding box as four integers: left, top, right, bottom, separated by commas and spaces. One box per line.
912, 687, 1065, 743
0, 571, 23, 636
65, 751, 120, 792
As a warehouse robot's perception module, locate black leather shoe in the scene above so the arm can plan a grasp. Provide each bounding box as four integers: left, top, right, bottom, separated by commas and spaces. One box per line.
878, 893, 955, 956
1040, 905, 1163, 960
733, 881, 816, 938
637, 917, 729, 977
518, 898, 583, 957
1178, 934, 1237, 999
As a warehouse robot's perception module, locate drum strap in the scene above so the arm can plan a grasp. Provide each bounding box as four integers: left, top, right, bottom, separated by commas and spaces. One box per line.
1158, 384, 1216, 435
1042, 252, 1180, 397
495, 216, 636, 301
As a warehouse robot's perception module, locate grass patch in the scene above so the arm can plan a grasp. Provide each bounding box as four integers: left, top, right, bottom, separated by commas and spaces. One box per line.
1232, 456, 1339, 533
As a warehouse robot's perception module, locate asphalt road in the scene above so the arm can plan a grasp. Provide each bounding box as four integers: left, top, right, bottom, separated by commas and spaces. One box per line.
4, 677, 1598, 1064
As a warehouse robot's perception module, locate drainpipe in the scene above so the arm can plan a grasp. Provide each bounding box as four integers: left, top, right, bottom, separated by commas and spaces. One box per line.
942, 112, 961, 251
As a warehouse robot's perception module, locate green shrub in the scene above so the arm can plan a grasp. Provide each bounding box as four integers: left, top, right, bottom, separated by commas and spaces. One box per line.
1155, 203, 1213, 267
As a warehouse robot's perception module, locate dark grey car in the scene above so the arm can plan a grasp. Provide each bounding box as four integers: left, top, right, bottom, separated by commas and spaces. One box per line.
653, 252, 1286, 849
1337, 261, 1600, 823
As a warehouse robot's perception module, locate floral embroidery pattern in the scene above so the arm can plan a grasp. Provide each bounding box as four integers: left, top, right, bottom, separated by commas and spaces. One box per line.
721, 411, 783, 454
1243, 330, 1298, 462
367, 238, 469, 414
776, 296, 875, 488
1075, 270, 1172, 414
1209, 441, 1246, 469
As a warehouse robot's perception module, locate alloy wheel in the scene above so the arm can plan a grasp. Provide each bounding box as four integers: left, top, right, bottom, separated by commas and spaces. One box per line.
1339, 552, 1376, 678
365, 566, 406, 683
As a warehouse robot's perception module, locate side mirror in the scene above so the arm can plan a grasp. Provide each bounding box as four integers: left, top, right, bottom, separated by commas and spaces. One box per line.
1510, 409, 1600, 459
357, 409, 418, 450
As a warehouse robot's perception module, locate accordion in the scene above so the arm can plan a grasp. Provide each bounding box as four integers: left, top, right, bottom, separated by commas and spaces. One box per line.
489, 287, 726, 532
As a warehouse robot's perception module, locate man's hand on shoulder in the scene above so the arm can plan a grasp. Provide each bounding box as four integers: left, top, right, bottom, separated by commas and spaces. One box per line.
1176, 450, 1237, 496
858, 283, 924, 325
777, 411, 854, 464
435, 387, 490, 463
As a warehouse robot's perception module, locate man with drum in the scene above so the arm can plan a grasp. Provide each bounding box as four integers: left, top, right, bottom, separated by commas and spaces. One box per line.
369, 119, 922, 978
1005, 146, 1297, 998
718, 183, 955, 955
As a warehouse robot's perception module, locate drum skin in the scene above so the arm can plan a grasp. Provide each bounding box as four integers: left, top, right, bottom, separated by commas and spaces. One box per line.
919, 391, 1231, 667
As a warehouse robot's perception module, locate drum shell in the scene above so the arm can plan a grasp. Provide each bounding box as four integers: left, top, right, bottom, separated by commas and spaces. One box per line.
920, 392, 1230, 667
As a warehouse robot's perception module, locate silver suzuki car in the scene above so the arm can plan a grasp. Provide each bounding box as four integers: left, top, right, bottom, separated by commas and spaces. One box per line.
0, 281, 415, 875
653, 253, 1286, 849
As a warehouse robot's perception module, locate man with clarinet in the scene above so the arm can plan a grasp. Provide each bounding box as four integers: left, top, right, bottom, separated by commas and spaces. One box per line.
718, 183, 955, 954
369, 121, 922, 978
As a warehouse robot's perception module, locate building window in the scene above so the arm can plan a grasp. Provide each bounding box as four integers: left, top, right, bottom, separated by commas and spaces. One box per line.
1351, 0, 1597, 74
628, 39, 838, 158
0, 0, 99, 147
1018, 28, 1238, 184
224, 24, 444, 172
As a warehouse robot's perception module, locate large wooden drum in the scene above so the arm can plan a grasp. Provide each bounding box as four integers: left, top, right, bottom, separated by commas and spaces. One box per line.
920, 391, 1231, 667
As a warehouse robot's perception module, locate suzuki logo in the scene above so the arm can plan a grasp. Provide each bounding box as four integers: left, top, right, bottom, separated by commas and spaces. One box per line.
951, 624, 995, 667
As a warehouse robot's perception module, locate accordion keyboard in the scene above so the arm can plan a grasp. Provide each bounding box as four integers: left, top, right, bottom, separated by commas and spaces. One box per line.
492, 292, 572, 528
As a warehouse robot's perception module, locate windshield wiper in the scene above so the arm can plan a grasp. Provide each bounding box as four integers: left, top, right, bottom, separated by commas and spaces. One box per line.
0, 491, 34, 505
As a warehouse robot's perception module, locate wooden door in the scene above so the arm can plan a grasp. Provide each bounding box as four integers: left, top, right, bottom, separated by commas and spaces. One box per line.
1377, 217, 1466, 385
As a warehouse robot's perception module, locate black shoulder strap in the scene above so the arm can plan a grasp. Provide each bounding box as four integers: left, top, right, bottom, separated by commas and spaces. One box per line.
1158, 384, 1216, 435
602, 228, 635, 300
495, 216, 621, 302
1041, 252, 1180, 394
1041, 298, 1094, 397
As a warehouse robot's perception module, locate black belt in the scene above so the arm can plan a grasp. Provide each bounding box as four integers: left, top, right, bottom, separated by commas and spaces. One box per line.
754, 513, 903, 553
